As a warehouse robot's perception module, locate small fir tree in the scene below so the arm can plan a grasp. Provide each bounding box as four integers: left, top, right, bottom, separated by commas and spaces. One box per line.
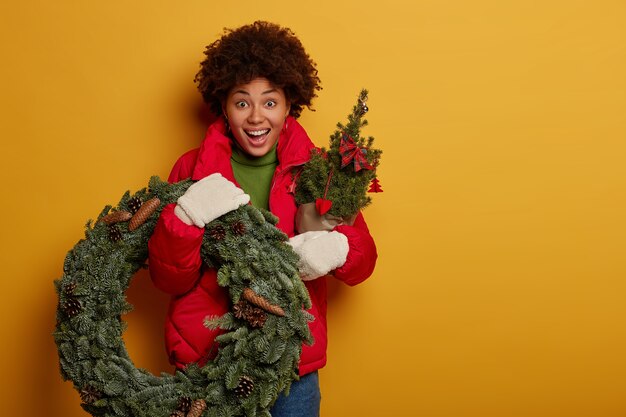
295, 89, 382, 219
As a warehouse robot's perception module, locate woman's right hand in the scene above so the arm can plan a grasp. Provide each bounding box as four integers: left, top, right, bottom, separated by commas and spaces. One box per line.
174, 173, 250, 228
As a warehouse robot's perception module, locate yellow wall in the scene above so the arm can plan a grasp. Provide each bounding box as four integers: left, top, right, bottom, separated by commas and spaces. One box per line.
1, 1, 625, 416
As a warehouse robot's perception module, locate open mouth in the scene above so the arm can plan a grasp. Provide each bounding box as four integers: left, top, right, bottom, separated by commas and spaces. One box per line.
245, 129, 270, 144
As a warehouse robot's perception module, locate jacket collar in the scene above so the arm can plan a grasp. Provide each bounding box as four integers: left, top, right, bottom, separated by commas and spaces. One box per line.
191, 116, 313, 181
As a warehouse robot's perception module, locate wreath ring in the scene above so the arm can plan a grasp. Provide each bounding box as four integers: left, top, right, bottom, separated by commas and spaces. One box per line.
54, 176, 313, 417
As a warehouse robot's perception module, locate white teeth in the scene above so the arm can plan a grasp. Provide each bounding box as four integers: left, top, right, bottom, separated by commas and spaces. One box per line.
246, 129, 269, 136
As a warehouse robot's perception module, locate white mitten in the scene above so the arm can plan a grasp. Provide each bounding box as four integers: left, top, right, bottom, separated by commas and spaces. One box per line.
288, 230, 349, 281
175, 173, 250, 228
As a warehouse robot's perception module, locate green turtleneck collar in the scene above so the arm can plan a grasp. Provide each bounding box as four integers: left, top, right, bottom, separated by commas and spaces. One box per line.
230, 143, 279, 210
231, 143, 278, 167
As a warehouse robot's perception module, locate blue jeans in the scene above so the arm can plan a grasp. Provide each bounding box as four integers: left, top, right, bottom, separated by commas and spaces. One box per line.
270, 371, 321, 417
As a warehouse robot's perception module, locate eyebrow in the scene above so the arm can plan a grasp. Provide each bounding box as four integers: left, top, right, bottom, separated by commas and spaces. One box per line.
232, 89, 278, 95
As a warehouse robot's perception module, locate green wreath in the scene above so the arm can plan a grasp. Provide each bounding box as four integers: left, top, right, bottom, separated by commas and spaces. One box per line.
54, 176, 313, 417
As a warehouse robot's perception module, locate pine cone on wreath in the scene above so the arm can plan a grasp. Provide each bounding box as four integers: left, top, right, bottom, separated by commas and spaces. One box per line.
64, 282, 77, 295
176, 396, 192, 414
128, 197, 160, 231
108, 224, 123, 242
79, 385, 102, 404
63, 296, 82, 318
233, 300, 267, 328
242, 288, 285, 317
231, 220, 246, 236
127, 196, 142, 215
246, 307, 267, 328
99, 210, 133, 225
232, 300, 250, 321
169, 411, 185, 417
235, 376, 254, 398
186, 399, 207, 417
209, 225, 226, 241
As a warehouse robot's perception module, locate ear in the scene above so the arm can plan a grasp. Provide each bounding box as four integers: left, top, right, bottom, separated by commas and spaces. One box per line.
285, 101, 291, 118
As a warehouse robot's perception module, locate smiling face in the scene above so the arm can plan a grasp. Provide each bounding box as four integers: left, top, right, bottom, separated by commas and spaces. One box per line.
223, 78, 291, 157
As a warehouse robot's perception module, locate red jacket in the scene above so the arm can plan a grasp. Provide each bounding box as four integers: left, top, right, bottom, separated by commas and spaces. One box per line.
148, 116, 377, 375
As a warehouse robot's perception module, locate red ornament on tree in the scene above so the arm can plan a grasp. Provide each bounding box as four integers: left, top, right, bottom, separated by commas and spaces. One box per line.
368, 177, 383, 193
315, 198, 333, 215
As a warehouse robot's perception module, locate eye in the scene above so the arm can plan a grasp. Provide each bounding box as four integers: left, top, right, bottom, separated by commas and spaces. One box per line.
266, 100, 277, 108
235, 101, 248, 109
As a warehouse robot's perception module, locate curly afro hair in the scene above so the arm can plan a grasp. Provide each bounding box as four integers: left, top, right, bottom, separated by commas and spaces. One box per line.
194, 21, 321, 119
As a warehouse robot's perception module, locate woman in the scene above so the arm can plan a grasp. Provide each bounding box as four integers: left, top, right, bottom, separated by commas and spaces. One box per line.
148, 21, 377, 416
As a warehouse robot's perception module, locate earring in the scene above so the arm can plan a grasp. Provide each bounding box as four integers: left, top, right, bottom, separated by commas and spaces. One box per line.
224, 115, 230, 133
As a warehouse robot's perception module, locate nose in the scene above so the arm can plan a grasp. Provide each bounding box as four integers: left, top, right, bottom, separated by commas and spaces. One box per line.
247, 105, 264, 124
